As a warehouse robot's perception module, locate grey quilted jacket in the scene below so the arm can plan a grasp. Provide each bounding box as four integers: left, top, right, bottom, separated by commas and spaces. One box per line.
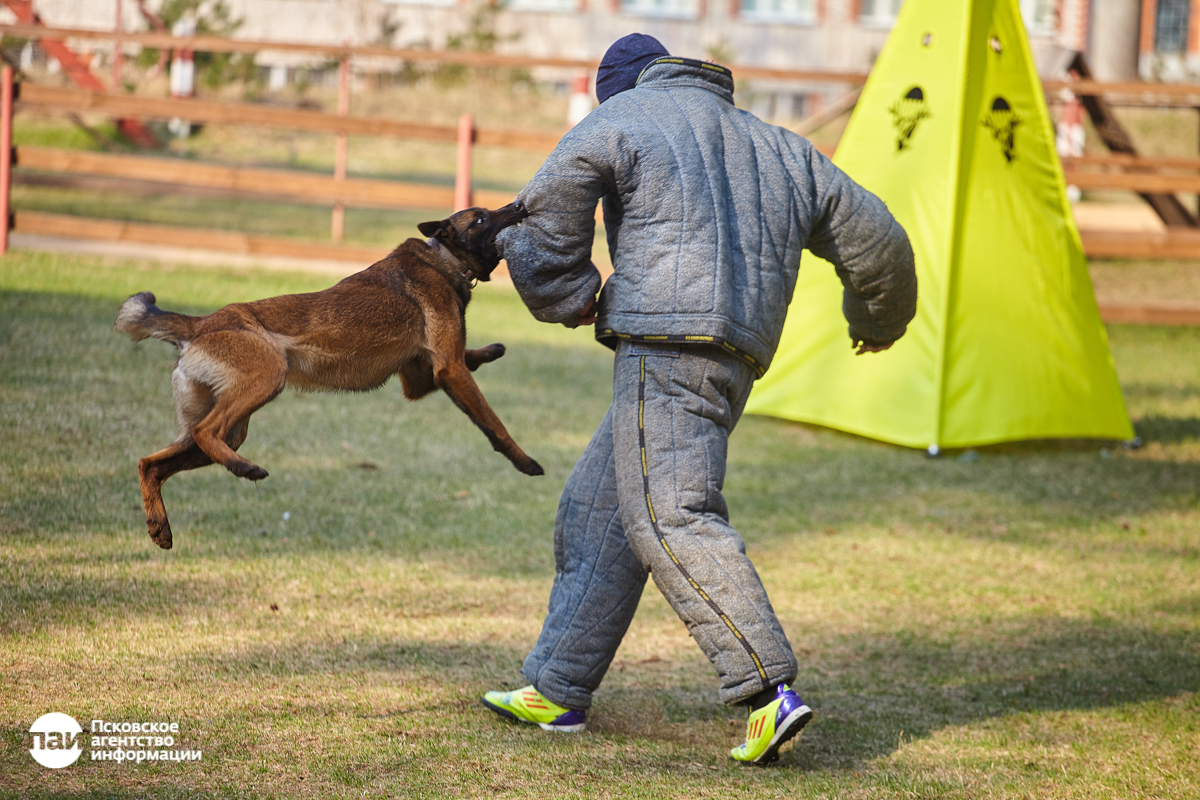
497, 57, 917, 374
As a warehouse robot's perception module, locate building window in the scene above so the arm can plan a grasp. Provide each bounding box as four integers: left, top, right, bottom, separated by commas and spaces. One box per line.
620, 0, 700, 19
508, 0, 580, 10
741, 0, 816, 24
859, 0, 903, 27
789, 92, 810, 119
1019, 0, 1054, 32
1155, 0, 1191, 54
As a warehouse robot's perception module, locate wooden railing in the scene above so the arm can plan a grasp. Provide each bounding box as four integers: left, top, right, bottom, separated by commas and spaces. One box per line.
10, 209, 394, 263
1063, 154, 1200, 194
9, 22, 1200, 105
1062, 152, 1200, 259
12, 144, 513, 211
0, 23, 873, 85
0, 71, 545, 259
4, 37, 1200, 275
16, 83, 564, 150
2, 28, 1199, 324
9, 81, 1200, 263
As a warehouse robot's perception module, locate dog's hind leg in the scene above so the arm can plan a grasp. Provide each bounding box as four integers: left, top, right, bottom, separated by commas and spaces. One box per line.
399, 355, 437, 400
135, 368, 217, 548
137, 419, 252, 549
401, 344, 505, 400
138, 438, 212, 549
180, 332, 287, 482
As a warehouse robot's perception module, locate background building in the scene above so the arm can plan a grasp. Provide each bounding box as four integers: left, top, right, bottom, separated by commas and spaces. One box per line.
6, 1, 1194, 117
1141, 0, 1200, 79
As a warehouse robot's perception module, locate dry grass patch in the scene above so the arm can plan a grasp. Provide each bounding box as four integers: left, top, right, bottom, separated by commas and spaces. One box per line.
1, 251, 1198, 798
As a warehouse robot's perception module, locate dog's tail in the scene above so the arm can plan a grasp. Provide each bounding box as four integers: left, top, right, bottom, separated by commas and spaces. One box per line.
114, 292, 199, 345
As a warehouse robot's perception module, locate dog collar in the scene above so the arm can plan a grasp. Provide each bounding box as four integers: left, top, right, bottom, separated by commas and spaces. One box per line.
425, 237, 478, 286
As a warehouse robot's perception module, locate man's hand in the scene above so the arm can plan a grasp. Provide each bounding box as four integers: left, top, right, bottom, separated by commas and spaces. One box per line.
575, 297, 598, 327
853, 339, 893, 355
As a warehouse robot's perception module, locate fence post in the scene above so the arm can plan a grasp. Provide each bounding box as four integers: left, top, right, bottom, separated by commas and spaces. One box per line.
567, 72, 592, 127
113, 0, 123, 91
1, 66, 13, 256
454, 113, 473, 212
331, 51, 350, 242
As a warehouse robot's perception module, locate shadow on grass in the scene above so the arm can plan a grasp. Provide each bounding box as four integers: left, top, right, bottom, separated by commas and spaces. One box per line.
0, 788, 227, 800
0, 636, 533, 798
1133, 415, 1200, 445
578, 617, 1200, 772
4, 617, 1194, 794
133, 614, 1198, 775
5, 284, 1200, 788
788, 618, 1200, 771
1123, 381, 1200, 405
7, 286, 1200, 560
730, 416, 1200, 552
0, 287, 604, 570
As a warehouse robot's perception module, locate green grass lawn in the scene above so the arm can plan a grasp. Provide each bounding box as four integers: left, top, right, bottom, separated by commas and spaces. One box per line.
1, 251, 1198, 799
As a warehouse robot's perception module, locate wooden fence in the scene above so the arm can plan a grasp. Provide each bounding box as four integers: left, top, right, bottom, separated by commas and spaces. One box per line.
3, 26, 1200, 275
15, 83, 562, 150
9, 82, 1200, 262
0, 70, 540, 260
0, 22, 876, 85
11, 22, 1200, 105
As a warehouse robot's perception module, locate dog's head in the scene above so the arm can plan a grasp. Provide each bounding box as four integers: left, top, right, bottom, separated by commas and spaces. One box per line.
418, 201, 528, 282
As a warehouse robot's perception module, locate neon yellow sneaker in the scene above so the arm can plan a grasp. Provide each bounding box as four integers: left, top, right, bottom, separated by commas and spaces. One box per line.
481, 685, 587, 733
729, 684, 813, 765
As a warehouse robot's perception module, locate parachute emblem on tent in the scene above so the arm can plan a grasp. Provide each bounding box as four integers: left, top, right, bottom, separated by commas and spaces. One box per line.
982, 96, 1020, 162
889, 86, 931, 151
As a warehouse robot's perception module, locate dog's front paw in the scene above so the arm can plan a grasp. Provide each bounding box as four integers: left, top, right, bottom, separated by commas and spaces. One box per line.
229, 461, 269, 482
517, 457, 544, 477
466, 344, 506, 372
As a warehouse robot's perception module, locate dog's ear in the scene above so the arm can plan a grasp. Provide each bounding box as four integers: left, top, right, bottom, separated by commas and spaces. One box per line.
418, 220, 448, 238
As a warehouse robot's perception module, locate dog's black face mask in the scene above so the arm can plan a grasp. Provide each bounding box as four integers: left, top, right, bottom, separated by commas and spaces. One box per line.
419, 202, 528, 282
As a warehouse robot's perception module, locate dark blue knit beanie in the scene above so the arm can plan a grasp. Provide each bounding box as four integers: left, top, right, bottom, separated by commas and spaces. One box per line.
595, 33, 669, 104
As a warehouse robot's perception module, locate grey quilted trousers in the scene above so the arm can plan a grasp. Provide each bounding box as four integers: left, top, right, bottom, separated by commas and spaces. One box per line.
521, 340, 798, 709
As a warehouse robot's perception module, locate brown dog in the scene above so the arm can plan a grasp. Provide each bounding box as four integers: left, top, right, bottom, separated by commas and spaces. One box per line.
115, 202, 539, 550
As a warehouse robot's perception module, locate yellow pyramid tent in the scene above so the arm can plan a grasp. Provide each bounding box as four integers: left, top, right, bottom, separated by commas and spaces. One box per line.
745, 0, 1133, 451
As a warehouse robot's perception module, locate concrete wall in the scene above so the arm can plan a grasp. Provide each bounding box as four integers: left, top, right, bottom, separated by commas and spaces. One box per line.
1091, 0, 1141, 80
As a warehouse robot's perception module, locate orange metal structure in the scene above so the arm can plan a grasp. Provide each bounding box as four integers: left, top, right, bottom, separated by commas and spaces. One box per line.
3, 0, 158, 147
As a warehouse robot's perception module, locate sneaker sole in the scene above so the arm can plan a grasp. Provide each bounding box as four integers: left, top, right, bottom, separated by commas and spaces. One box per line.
740, 705, 814, 766
480, 697, 586, 733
